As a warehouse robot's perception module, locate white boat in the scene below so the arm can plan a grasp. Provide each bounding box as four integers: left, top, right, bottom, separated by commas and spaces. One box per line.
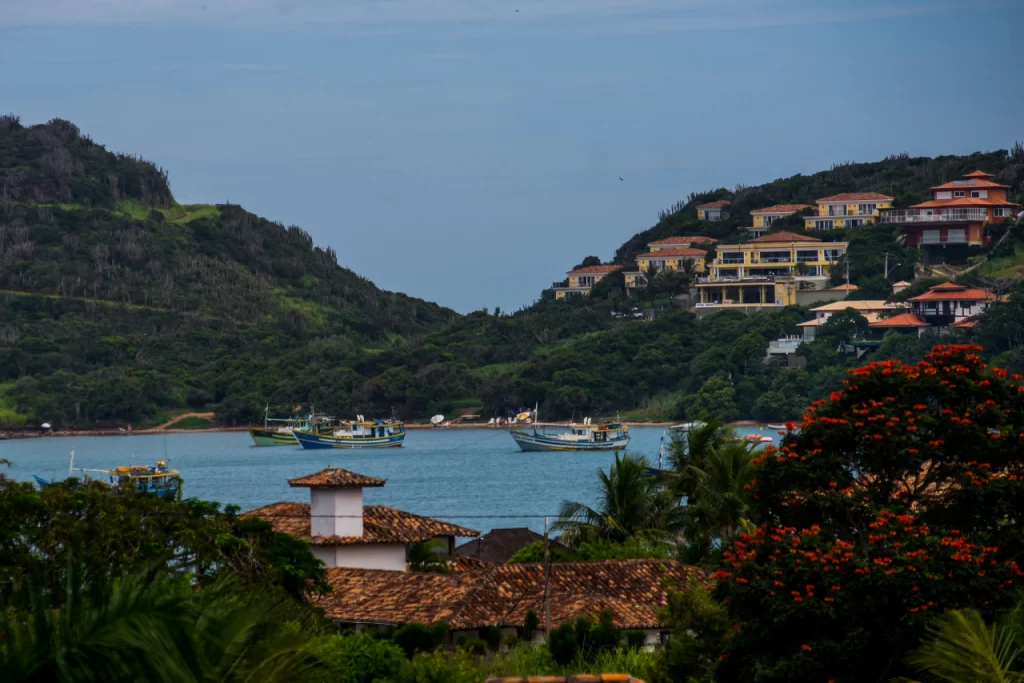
294, 418, 406, 449
509, 415, 629, 452
668, 421, 707, 438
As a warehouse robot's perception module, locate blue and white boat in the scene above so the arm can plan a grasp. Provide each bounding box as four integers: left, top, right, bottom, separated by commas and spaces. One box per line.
293, 417, 406, 449
509, 416, 629, 452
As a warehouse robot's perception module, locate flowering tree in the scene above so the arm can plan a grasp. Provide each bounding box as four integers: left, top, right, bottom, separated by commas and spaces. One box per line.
712, 345, 1024, 683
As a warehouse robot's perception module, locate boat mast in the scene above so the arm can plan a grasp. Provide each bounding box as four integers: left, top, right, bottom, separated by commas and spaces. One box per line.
534, 401, 539, 434
264, 403, 269, 429
68, 448, 75, 477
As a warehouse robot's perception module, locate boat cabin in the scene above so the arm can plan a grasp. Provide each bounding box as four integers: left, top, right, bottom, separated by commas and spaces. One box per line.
334, 420, 406, 439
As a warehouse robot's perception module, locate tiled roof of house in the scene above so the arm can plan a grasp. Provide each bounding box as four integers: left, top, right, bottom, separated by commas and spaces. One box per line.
810, 300, 895, 312
750, 204, 814, 215
965, 170, 994, 178
696, 200, 731, 209
817, 192, 893, 202
749, 231, 821, 243
648, 235, 717, 246
244, 502, 479, 545
828, 283, 859, 291
911, 198, 1020, 209
930, 178, 1009, 190
568, 265, 622, 275
952, 314, 984, 329
797, 312, 886, 327
635, 248, 707, 258
315, 559, 705, 630
455, 527, 554, 564
869, 313, 930, 328
288, 467, 386, 489
908, 283, 997, 302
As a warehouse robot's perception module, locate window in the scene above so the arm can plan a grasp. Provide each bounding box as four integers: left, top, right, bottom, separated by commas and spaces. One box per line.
993, 208, 1006, 217
763, 215, 775, 225
823, 248, 844, 261
814, 219, 833, 230
970, 191, 981, 198
848, 219, 862, 228
828, 205, 848, 216
953, 191, 966, 197
858, 203, 877, 215
946, 228, 966, 243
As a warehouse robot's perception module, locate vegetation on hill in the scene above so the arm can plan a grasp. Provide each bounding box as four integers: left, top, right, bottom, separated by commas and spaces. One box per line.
2, 114, 1023, 428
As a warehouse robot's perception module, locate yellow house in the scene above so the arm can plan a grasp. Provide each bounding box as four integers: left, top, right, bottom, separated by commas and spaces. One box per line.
553, 264, 622, 300
645, 235, 717, 251
624, 243, 710, 295
696, 200, 730, 221
750, 204, 815, 230
805, 192, 893, 230
695, 232, 847, 310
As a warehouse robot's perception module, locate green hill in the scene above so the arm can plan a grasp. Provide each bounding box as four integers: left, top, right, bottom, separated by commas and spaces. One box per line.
2, 115, 1022, 429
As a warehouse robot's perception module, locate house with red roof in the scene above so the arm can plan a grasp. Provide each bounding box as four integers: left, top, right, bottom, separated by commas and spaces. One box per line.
552, 264, 622, 300
880, 171, 1021, 262
696, 199, 730, 221
906, 281, 997, 328
804, 192, 894, 231
747, 204, 814, 237
622, 236, 715, 295
245, 467, 479, 571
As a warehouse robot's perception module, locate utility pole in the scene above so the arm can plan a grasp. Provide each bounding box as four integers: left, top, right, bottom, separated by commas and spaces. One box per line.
845, 256, 850, 290
884, 252, 901, 280
544, 516, 552, 641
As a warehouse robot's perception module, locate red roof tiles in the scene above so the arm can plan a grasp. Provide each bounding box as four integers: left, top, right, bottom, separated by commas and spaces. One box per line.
829, 284, 859, 291
288, 468, 386, 489
568, 265, 622, 275
817, 192, 893, 202
911, 198, 1019, 209
749, 231, 821, 243
869, 313, 929, 328
636, 248, 707, 258
929, 179, 1010, 190
245, 501, 479, 545
315, 559, 705, 630
696, 200, 731, 209
965, 170, 994, 178
908, 283, 997, 302
750, 204, 814, 214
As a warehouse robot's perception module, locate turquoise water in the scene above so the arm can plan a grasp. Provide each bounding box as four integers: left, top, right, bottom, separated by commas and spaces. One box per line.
0, 426, 780, 536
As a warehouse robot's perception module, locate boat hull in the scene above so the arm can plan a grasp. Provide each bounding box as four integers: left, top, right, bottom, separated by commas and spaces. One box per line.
294, 430, 405, 449
249, 428, 299, 447
510, 430, 630, 452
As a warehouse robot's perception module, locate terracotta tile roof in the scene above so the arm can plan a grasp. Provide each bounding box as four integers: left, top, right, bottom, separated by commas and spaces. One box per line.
869, 313, 930, 328
911, 198, 1019, 209
244, 502, 480, 545
810, 300, 898, 312
930, 178, 1010, 190
817, 192, 893, 202
288, 467, 386, 489
749, 231, 821, 243
750, 204, 814, 215
908, 284, 997, 302
952, 314, 984, 329
965, 170, 994, 178
315, 559, 705, 630
696, 200, 731, 209
828, 283, 859, 291
568, 265, 622, 275
892, 280, 911, 287
456, 527, 554, 564
635, 248, 707, 258
797, 312, 886, 327
648, 235, 717, 246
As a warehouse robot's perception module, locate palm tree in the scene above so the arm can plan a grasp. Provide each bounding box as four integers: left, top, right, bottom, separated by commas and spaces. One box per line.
665, 422, 757, 560
896, 608, 1024, 683
644, 263, 661, 302
553, 452, 684, 548
0, 569, 321, 683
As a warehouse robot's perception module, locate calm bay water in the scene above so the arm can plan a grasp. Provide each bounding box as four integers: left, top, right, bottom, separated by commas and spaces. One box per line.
0, 426, 780, 536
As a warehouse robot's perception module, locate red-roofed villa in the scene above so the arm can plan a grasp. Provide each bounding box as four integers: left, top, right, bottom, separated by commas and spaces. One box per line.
696, 199, 730, 221
553, 264, 622, 300
805, 191, 894, 231
907, 281, 997, 327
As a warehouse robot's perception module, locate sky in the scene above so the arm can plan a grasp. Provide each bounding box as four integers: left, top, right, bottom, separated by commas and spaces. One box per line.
1, 0, 1022, 313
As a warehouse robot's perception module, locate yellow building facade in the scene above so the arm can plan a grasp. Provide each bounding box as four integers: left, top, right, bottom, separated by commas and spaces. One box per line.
695, 232, 847, 310
696, 200, 730, 221
804, 192, 893, 230
624, 243, 710, 295
750, 204, 815, 229
553, 264, 621, 300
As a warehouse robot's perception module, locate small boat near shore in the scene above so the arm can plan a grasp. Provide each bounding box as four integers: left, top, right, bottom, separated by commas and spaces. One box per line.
510, 416, 630, 452
294, 418, 406, 449
249, 406, 329, 446
34, 450, 180, 497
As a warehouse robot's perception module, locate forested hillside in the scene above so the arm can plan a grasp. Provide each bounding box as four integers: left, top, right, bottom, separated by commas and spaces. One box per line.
2, 115, 1022, 429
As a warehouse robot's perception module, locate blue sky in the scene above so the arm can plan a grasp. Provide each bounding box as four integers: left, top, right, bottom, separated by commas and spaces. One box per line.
2, 0, 1021, 313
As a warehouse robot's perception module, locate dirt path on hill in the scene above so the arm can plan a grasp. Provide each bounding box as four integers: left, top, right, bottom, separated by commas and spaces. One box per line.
141, 412, 216, 432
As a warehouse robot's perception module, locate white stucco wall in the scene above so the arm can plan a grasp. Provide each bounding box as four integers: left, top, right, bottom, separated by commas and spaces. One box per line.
310, 487, 363, 538
332, 543, 407, 571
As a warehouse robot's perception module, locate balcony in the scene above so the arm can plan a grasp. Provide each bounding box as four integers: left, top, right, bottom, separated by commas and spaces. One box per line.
697, 275, 777, 284
752, 256, 792, 264
882, 209, 988, 224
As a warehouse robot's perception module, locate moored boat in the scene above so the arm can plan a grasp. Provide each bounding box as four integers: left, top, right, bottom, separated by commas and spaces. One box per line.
294, 418, 406, 449
34, 450, 180, 497
249, 406, 328, 446
510, 417, 630, 452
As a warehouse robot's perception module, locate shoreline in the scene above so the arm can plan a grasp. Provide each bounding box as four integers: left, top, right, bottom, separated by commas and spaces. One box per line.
0, 420, 773, 441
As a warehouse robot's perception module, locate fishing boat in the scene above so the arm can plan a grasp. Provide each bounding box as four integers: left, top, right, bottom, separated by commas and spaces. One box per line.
293, 417, 406, 449
509, 407, 630, 451
645, 429, 674, 477
249, 406, 328, 446
34, 450, 180, 497
668, 421, 706, 438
